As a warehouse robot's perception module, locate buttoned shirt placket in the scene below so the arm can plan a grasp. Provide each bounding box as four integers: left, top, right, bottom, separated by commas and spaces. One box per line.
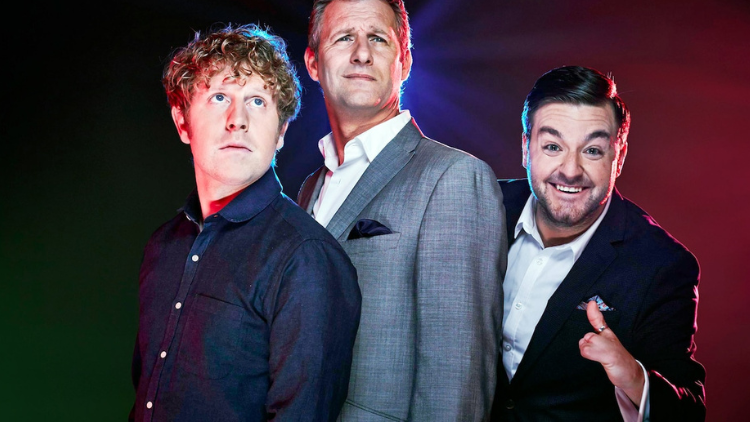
141, 214, 220, 419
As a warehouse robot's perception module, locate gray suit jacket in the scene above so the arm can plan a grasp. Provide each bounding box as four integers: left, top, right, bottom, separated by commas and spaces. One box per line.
297, 119, 507, 421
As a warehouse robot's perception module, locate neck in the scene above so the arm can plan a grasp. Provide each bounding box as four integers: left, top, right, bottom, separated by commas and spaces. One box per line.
536, 223, 587, 248
327, 103, 401, 166
195, 175, 248, 220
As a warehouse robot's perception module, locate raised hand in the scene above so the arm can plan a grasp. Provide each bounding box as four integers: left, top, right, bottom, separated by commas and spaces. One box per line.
579, 300, 645, 405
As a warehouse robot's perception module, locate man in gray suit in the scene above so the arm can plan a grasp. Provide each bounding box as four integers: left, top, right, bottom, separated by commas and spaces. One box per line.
297, 0, 507, 420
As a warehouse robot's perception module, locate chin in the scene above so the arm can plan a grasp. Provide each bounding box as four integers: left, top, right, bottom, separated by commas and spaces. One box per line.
540, 195, 596, 226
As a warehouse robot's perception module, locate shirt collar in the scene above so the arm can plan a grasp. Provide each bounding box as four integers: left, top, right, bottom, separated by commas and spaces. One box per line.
182, 167, 282, 225
317, 110, 412, 171
515, 192, 612, 260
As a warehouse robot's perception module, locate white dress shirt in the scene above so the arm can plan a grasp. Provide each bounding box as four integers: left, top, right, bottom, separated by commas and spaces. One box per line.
312, 110, 412, 227
503, 194, 649, 422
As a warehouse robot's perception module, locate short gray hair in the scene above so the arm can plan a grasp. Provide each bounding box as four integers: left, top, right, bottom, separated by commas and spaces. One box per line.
307, 0, 412, 57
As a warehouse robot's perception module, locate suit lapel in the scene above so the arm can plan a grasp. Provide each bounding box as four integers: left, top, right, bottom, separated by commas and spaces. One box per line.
326, 119, 423, 240
499, 179, 532, 249
512, 189, 628, 382
297, 166, 326, 213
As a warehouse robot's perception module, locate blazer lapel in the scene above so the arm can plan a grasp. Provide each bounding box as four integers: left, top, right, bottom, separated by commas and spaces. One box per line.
512, 189, 628, 382
499, 179, 532, 248
297, 166, 326, 214
325, 119, 423, 240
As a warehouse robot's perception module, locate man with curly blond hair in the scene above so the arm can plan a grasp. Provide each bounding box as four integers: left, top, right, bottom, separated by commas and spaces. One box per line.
130, 23, 362, 422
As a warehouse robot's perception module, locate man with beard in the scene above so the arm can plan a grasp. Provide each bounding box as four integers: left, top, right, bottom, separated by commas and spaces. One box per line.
491, 66, 706, 421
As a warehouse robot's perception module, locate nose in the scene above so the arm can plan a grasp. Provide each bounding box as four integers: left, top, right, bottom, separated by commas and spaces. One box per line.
226, 102, 248, 132
351, 37, 373, 65
558, 151, 583, 179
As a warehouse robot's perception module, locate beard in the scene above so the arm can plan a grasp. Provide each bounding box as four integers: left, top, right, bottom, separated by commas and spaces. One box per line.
531, 174, 610, 231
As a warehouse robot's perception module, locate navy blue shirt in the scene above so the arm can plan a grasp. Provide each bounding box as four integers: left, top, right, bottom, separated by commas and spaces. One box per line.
131, 169, 361, 421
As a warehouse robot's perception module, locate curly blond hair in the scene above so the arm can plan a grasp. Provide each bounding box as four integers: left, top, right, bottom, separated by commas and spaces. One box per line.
163, 23, 301, 126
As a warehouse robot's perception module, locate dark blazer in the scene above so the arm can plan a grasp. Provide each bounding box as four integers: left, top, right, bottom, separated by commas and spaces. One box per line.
491, 179, 706, 421
298, 119, 506, 421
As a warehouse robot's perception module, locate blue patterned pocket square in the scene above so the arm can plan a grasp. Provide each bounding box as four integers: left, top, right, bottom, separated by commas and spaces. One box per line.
347, 219, 393, 240
577, 294, 615, 311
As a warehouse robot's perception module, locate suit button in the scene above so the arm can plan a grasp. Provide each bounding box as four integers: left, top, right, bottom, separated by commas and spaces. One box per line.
505, 399, 515, 409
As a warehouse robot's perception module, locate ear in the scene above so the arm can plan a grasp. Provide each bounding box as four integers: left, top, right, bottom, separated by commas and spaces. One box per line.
522, 133, 530, 169
171, 106, 191, 145
615, 140, 628, 178
400, 48, 413, 81
304, 47, 320, 82
276, 121, 289, 150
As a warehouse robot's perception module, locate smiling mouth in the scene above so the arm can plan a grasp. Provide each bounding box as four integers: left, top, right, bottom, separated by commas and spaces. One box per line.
554, 184, 583, 193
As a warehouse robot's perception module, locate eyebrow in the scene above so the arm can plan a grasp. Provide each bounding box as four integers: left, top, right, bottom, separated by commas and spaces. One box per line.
537, 126, 612, 142
331, 27, 356, 38
330, 26, 392, 39
538, 126, 562, 139
369, 27, 391, 37
585, 130, 612, 142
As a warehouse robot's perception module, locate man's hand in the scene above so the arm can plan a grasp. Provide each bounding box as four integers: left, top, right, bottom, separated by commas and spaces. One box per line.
579, 300, 645, 405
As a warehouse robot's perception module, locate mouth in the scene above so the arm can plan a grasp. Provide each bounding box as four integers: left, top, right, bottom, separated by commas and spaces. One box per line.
221, 144, 251, 152
553, 183, 584, 194
344, 73, 376, 81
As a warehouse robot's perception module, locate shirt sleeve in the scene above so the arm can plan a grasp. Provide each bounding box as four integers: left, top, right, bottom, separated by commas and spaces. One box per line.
265, 239, 361, 421
129, 332, 141, 422
615, 359, 650, 422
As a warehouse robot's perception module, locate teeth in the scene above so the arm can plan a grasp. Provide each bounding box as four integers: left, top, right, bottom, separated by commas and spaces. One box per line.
555, 184, 582, 193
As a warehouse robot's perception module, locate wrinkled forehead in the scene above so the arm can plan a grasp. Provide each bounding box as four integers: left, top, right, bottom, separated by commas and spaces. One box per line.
533, 102, 617, 135
321, 0, 398, 35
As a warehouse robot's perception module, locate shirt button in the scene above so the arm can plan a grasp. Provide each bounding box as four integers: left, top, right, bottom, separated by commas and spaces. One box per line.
504, 344, 511, 351
160, 351, 167, 358
505, 399, 515, 409
536, 258, 543, 265
192, 255, 199, 262
515, 302, 523, 310
146, 401, 153, 409
175, 302, 182, 309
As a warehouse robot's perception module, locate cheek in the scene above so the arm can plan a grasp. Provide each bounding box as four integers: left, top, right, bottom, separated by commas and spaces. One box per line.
588, 162, 616, 186
528, 154, 555, 177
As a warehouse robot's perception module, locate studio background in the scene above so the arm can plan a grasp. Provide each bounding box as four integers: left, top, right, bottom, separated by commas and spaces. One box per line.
3, 0, 748, 420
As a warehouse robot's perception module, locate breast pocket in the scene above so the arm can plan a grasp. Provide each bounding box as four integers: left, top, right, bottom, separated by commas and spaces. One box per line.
177, 294, 245, 379
343, 233, 401, 255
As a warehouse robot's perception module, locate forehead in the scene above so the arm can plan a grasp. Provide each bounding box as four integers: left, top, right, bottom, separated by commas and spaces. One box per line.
322, 0, 397, 34
199, 67, 269, 91
532, 102, 617, 137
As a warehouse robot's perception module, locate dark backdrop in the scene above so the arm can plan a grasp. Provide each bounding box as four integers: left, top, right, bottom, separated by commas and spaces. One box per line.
3, 0, 748, 420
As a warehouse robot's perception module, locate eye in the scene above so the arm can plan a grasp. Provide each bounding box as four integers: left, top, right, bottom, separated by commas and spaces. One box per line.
249, 97, 266, 108
210, 93, 228, 103
543, 144, 561, 152
371, 36, 386, 43
336, 35, 353, 42
584, 147, 603, 156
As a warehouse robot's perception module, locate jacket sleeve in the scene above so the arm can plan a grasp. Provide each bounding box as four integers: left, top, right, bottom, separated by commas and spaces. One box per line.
409, 155, 507, 421
634, 248, 706, 421
265, 239, 362, 421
